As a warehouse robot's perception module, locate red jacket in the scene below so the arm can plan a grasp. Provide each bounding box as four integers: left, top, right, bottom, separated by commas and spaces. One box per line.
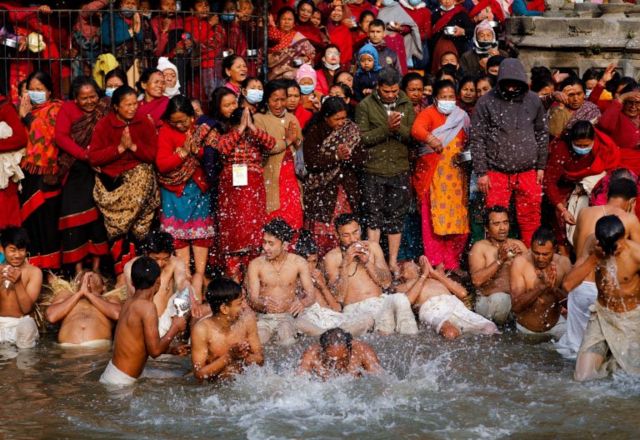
156, 125, 208, 196
54, 100, 90, 161
0, 96, 27, 152
327, 21, 353, 69
88, 112, 158, 178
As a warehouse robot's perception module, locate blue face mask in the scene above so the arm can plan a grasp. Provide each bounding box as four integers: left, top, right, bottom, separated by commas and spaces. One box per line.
382, 0, 395, 5
408, 0, 422, 5
300, 84, 315, 95
246, 88, 263, 104
28, 90, 47, 105
572, 143, 593, 156
436, 99, 456, 115
221, 13, 236, 22
105, 87, 116, 98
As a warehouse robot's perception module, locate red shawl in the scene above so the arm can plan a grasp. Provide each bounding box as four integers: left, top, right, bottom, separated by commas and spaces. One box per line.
564, 129, 621, 181
432, 5, 466, 35
469, 0, 506, 22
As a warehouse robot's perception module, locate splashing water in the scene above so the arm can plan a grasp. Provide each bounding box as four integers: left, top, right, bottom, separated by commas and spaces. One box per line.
605, 256, 621, 290
1, 331, 640, 439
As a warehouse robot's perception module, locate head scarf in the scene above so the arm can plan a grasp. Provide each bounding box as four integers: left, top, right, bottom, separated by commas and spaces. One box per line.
357, 43, 382, 73
157, 57, 181, 98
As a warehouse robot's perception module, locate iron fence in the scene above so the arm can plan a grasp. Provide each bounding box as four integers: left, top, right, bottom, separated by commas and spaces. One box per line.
0, 5, 268, 104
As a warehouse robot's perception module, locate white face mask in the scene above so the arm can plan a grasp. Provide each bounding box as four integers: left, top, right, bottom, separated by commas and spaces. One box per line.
105, 87, 117, 98
28, 90, 47, 104
441, 4, 455, 11
246, 88, 264, 104
324, 61, 341, 71
436, 99, 457, 115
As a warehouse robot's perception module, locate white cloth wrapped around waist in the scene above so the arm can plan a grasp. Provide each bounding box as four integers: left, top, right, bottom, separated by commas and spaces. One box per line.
419, 294, 498, 335
158, 293, 178, 338
298, 302, 346, 330
0, 315, 39, 348
99, 360, 137, 387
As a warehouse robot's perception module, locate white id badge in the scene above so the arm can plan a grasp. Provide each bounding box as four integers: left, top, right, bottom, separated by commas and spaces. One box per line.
232, 164, 248, 186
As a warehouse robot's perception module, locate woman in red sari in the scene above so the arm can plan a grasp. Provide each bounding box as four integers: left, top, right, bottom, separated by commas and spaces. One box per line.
267, 7, 317, 80
136, 68, 169, 128
597, 86, 640, 173
295, 0, 328, 54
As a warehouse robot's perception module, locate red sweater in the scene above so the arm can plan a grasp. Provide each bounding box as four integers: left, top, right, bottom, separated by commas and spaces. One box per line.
88, 112, 158, 178
598, 99, 640, 151
54, 100, 90, 161
402, 6, 432, 41
0, 97, 27, 152
156, 125, 208, 196
327, 21, 353, 69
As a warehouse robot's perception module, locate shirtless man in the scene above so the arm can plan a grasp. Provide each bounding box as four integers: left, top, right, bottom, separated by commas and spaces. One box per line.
298, 328, 383, 379
191, 278, 263, 381
323, 214, 418, 335
0, 228, 41, 348
46, 271, 121, 348
293, 232, 373, 337
574, 215, 640, 381
510, 227, 572, 339
123, 230, 191, 337
246, 219, 316, 345
396, 256, 498, 339
100, 257, 187, 387
469, 206, 527, 325
557, 177, 640, 358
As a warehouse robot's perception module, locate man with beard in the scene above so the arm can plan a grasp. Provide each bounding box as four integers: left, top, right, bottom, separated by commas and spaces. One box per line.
469, 206, 528, 325
246, 218, 316, 345
470, 57, 548, 246
510, 227, 572, 338
323, 214, 418, 335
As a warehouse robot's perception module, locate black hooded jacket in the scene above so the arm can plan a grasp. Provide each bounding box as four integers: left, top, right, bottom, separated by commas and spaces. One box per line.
469, 58, 548, 175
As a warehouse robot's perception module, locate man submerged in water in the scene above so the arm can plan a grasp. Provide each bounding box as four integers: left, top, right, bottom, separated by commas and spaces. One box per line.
100, 257, 187, 387
46, 270, 121, 348
510, 227, 572, 339
574, 215, 640, 381
191, 278, 263, 381
0, 227, 41, 348
246, 218, 316, 345
323, 214, 418, 335
469, 206, 528, 325
298, 328, 383, 379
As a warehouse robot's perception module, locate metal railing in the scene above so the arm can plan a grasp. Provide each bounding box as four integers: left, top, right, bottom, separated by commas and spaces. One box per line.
0, 5, 268, 104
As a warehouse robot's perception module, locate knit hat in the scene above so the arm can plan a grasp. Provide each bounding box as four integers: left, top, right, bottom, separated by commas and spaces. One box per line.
295, 63, 317, 87
157, 57, 181, 98
357, 43, 382, 73
473, 20, 498, 55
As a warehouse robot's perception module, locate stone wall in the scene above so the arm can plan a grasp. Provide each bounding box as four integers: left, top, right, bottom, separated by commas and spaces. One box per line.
506, 8, 640, 79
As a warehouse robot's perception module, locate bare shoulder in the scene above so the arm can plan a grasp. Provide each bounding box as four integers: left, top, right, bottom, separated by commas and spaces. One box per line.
470, 239, 490, 254
511, 254, 530, 270
289, 253, 308, 267
23, 264, 42, 281
554, 254, 572, 272
192, 317, 213, 339
247, 255, 266, 271
626, 239, 640, 259
510, 239, 527, 252
323, 248, 342, 265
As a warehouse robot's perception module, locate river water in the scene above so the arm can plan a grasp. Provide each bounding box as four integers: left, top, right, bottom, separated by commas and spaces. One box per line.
1, 330, 639, 439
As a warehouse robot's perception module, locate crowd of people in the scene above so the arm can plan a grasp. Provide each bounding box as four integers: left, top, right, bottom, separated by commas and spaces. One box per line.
1, 0, 640, 384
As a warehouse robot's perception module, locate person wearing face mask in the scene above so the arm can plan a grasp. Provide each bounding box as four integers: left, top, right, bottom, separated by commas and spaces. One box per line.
316, 45, 343, 96
241, 77, 265, 113
411, 79, 470, 270
326, 6, 354, 72
17, 71, 63, 270
545, 121, 621, 254
103, 68, 127, 99
470, 58, 548, 247
295, 63, 323, 113
429, 0, 474, 74
460, 20, 506, 77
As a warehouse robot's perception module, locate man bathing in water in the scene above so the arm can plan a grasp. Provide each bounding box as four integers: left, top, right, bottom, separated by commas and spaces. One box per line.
574, 215, 640, 381
510, 227, 572, 339
246, 219, 316, 345
299, 328, 383, 379
100, 257, 187, 386
396, 256, 498, 339
46, 270, 121, 347
293, 232, 374, 337
469, 206, 528, 325
191, 278, 263, 381
558, 177, 640, 358
0, 228, 41, 348
323, 214, 418, 335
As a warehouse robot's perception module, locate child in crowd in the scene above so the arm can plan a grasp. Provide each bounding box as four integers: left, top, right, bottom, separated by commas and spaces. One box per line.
353, 43, 382, 102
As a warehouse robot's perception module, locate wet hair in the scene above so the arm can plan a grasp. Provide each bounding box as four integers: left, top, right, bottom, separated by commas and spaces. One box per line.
264, 218, 294, 243
162, 94, 195, 120
531, 226, 556, 247
607, 177, 637, 200
320, 328, 353, 351
141, 230, 175, 255
368, 18, 385, 31
558, 76, 585, 93
70, 76, 101, 100
595, 215, 625, 256
359, 10, 375, 24
581, 67, 601, 84
276, 6, 296, 23
209, 86, 237, 124
334, 213, 359, 231
568, 120, 595, 142
0, 227, 30, 249
131, 256, 161, 290
26, 70, 54, 93
378, 67, 401, 87
259, 79, 288, 113
401, 72, 424, 91
610, 168, 636, 183
222, 54, 243, 79
104, 68, 128, 88
433, 79, 456, 98
205, 277, 242, 315
484, 205, 509, 227
294, 230, 318, 258
110, 85, 137, 108
137, 68, 163, 94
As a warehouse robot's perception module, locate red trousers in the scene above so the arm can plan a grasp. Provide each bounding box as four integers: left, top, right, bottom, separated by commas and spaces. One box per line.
485, 170, 541, 247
